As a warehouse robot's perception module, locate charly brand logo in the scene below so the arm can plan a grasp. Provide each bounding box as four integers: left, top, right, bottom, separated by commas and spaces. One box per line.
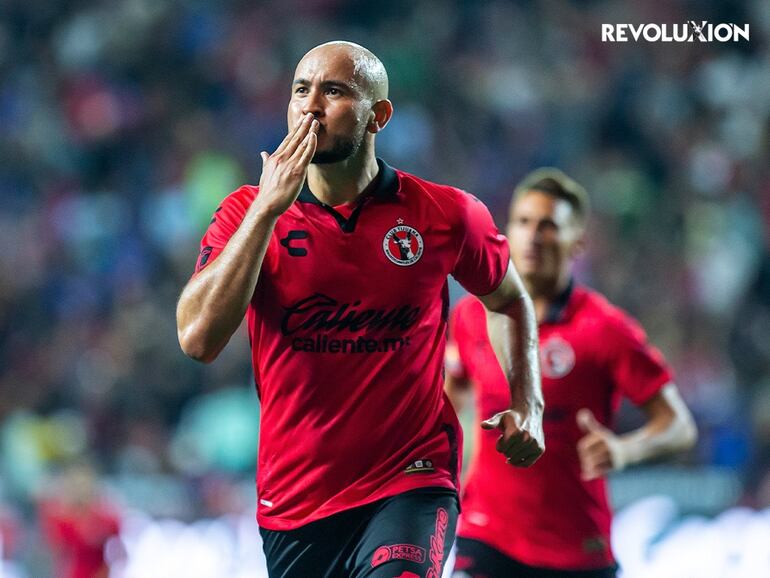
281, 293, 421, 354
383, 219, 424, 266
602, 21, 749, 43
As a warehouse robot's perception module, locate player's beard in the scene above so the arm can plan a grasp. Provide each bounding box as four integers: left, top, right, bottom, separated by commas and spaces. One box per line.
312, 125, 366, 164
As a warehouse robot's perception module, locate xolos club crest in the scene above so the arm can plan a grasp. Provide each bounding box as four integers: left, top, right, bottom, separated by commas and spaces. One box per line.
383, 221, 424, 266
540, 336, 576, 379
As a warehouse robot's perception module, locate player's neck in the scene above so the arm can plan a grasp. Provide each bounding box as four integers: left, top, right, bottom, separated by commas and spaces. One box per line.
526, 272, 572, 323
306, 148, 379, 206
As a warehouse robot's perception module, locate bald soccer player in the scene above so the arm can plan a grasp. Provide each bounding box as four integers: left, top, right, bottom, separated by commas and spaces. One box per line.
446, 169, 697, 578
176, 42, 545, 578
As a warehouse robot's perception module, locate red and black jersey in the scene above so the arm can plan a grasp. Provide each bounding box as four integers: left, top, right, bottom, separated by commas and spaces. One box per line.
448, 283, 672, 570
195, 159, 509, 530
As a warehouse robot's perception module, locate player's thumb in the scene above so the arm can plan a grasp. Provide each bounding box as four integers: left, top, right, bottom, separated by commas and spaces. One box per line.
576, 408, 606, 434
260, 151, 269, 164
481, 412, 503, 430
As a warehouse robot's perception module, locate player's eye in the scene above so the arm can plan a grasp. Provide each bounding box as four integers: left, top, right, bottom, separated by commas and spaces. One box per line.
294, 86, 308, 94
327, 88, 340, 95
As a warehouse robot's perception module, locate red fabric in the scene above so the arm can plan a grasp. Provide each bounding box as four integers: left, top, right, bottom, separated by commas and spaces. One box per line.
195, 163, 509, 530
449, 287, 672, 570
40, 499, 120, 578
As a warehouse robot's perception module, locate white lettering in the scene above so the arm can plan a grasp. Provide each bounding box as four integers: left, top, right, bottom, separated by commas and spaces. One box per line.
628, 24, 644, 41
673, 24, 689, 42
714, 24, 731, 41
643, 24, 662, 42
734, 24, 750, 41
602, 21, 749, 43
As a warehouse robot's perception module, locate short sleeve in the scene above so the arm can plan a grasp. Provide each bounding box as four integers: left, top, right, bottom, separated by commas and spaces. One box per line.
451, 191, 510, 296
608, 314, 673, 406
194, 186, 257, 274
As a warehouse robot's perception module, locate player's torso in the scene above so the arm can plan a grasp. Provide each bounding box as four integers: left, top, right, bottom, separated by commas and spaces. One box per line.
456, 291, 617, 567
458, 291, 614, 433
250, 176, 461, 379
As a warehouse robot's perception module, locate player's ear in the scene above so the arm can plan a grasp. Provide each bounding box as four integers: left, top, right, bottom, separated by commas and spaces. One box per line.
569, 230, 586, 259
367, 99, 393, 134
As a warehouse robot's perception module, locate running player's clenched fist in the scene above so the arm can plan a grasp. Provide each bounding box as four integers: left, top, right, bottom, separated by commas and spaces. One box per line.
256, 112, 319, 217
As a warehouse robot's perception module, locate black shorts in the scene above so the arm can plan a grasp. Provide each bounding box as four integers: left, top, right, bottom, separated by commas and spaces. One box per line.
453, 537, 617, 578
260, 488, 458, 578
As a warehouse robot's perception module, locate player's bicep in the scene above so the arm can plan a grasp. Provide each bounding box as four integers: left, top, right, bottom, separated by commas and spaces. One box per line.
451, 191, 510, 296
476, 261, 526, 313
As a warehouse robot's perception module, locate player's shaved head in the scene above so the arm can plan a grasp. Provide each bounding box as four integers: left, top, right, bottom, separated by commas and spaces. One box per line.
297, 41, 389, 102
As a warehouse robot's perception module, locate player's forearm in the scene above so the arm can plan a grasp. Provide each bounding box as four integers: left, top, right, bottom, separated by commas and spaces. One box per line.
613, 384, 698, 469
177, 203, 279, 362
485, 294, 543, 416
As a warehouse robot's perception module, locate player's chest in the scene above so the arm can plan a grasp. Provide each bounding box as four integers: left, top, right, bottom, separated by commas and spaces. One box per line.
267, 205, 455, 299
469, 320, 608, 403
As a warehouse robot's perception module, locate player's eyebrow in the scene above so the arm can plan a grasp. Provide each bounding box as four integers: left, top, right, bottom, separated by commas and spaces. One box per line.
293, 78, 361, 95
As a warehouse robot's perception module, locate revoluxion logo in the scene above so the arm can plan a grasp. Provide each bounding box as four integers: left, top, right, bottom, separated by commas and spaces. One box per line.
602, 21, 749, 43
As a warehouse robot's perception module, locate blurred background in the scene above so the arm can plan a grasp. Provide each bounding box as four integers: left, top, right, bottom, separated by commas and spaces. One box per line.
0, 0, 768, 576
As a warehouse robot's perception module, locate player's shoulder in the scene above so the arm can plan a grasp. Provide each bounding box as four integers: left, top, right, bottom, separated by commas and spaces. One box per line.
578, 286, 647, 341
208, 184, 259, 228
395, 168, 478, 209
220, 184, 259, 211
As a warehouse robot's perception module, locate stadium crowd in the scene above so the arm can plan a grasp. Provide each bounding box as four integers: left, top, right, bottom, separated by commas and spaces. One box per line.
0, 0, 769, 575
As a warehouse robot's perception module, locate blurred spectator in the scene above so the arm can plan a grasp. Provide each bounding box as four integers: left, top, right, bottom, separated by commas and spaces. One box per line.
38, 461, 122, 578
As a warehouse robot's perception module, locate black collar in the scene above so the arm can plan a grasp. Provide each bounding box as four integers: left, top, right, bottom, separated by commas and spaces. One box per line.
297, 158, 399, 205
543, 278, 575, 324
296, 159, 399, 233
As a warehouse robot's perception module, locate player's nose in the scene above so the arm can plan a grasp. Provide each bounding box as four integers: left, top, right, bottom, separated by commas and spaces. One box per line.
301, 91, 324, 118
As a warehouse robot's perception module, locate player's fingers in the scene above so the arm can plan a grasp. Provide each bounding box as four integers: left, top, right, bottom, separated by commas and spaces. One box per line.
296, 130, 317, 167
501, 434, 538, 461
496, 429, 527, 455
508, 446, 543, 467
274, 113, 313, 156
576, 433, 604, 454
580, 459, 611, 481
291, 120, 319, 164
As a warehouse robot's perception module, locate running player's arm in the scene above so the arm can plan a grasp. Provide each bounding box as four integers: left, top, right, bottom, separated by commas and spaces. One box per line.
576, 314, 697, 480
576, 383, 697, 480
177, 114, 318, 363
477, 262, 545, 467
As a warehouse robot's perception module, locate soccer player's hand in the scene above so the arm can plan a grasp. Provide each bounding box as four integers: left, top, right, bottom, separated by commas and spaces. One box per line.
481, 409, 545, 467
256, 113, 319, 216
576, 408, 623, 481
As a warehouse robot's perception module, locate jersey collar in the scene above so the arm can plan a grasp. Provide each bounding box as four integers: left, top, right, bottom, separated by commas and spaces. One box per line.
297, 158, 399, 205
542, 278, 575, 325
296, 159, 399, 233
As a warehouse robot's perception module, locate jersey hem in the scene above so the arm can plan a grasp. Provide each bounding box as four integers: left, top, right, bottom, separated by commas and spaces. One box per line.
257, 477, 456, 531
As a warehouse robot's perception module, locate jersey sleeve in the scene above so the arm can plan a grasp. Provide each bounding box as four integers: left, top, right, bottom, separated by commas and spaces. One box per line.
607, 313, 673, 406
450, 191, 510, 296
194, 186, 257, 274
